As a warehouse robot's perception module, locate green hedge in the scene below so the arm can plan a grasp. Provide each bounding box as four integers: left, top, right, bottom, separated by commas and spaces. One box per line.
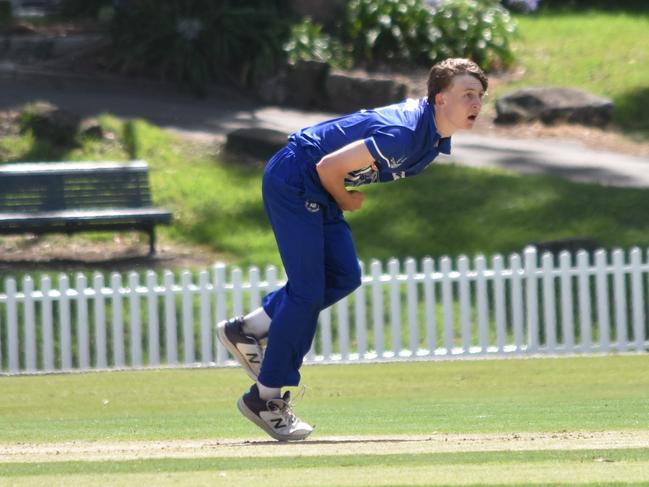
286, 0, 518, 72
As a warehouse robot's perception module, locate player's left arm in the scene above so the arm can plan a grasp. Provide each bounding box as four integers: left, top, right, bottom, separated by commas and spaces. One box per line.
315, 140, 376, 212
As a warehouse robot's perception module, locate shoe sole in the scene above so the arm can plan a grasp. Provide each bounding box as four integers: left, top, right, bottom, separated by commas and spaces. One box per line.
236, 396, 311, 442
216, 321, 260, 381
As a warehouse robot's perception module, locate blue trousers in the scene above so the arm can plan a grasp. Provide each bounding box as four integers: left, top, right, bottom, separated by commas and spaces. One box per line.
259, 143, 362, 388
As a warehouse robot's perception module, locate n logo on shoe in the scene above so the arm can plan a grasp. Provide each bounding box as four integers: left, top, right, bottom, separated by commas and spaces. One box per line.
246, 352, 260, 364
270, 417, 287, 429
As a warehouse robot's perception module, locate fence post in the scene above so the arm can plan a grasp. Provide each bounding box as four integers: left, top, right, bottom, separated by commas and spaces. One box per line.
492, 255, 506, 354
129, 272, 143, 367
232, 267, 243, 317
612, 249, 628, 351
577, 251, 593, 353
76, 274, 90, 370
559, 252, 575, 354
146, 271, 160, 366
405, 258, 419, 356
388, 258, 401, 357
6, 278, 19, 373
111, 273, 125, 367
337, 295, 350, 361
510, 254, 524, 354
213, 263, 227, 365
163, 270, 178, 365
354, 261, 367, 360
594, 250, 611, 353
93, 273, 107, 369
249, 266, 261, 310
320, 306, 332, 361
41, 275, 54, 372
441, 256, 454, 355
630, 247, 645, 351
199, 270, 212, 364
475, 255, 488, 354
524, 247, 539, 354
23, 276, 36, 372
458, 256, 471, 354
58, 274, 72, 370
181, 271, 195, 365
422, 257, 436, 356
541, 252, 557, 353
370, 260, 384, 358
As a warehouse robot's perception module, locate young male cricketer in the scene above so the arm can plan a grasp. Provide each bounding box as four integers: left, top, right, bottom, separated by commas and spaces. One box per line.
218, 57, 488, 441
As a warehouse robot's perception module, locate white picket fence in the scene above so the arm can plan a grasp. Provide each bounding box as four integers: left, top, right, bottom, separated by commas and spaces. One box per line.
0, 246, 648, 375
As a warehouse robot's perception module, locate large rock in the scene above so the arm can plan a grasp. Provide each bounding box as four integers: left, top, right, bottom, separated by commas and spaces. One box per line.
20, 102, 81, 146
325, 72, 408, 113
495, 87, 613, 127
225, 128, 288, 162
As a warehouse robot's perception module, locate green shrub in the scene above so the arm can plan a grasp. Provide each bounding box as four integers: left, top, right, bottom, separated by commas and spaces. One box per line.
108, 0, 290, 95
340, 0, 517, 71
284, 19, 351, 69
342, 0, 441, 66
433, 0, 517, 71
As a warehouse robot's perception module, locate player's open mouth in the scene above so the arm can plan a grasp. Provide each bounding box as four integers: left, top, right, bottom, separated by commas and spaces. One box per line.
468, 115, 477, 121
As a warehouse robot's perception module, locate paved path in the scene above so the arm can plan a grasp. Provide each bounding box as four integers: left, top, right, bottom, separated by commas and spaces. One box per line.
2, 67, 648, 187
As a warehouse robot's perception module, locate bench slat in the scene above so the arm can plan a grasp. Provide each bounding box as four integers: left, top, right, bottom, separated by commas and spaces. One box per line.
0, 161, 171, 253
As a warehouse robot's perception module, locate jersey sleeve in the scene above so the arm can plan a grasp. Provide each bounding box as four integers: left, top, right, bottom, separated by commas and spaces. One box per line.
363, 126, 414, 173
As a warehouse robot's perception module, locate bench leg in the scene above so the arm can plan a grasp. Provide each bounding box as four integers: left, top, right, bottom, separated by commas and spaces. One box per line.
148, 227, 156, 256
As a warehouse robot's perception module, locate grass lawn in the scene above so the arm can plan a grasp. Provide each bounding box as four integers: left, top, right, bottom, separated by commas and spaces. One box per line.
505, 11, 649, 135
0, 355, 648, 485
0, 355, 648, 441
4, 117, 649, 269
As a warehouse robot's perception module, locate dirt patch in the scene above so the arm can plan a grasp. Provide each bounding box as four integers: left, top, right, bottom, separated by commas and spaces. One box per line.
0, 234, 226, 272
1, 431, 648, 463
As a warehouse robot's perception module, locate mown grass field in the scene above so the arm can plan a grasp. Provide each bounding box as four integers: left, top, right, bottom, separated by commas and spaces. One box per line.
0, 355, 648, 486
4, 116, 649, 271
507, 11, 649, 135
0, 10, 648, 272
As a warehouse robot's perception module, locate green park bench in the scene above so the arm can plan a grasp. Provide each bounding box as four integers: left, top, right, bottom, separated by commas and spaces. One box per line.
0, 160, 172, 255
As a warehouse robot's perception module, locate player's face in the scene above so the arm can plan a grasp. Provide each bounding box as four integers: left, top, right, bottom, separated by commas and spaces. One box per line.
436, 74, 485, 131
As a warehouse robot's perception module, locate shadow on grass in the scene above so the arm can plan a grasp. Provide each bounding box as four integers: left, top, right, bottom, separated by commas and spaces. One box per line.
614, 86, 649, 139
349, 164, 649, 262
4, 138, 77, 163
539, 1, 649, 14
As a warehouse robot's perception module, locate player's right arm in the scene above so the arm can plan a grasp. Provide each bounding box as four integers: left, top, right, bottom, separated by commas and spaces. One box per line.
315, 140, 377, 212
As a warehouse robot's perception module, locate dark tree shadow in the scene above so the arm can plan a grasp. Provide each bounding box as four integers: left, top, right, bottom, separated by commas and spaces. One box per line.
614, 86, 649, 138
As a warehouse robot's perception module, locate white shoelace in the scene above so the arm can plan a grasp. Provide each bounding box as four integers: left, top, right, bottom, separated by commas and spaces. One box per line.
266, 386, 307, 426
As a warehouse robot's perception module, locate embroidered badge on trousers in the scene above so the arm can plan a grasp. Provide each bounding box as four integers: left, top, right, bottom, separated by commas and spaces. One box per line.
305, 201, 320, 213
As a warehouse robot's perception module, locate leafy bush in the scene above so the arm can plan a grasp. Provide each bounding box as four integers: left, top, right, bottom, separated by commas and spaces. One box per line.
341, 0, 517, 71
433, 0, 517, 71
283, 19, 351, 69
108, 0, 290, 95
342, 0, 441, 66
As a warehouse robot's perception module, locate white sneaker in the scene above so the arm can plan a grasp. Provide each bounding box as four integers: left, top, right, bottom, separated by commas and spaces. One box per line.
237, 384, 313, 442
216, 317, 264, 380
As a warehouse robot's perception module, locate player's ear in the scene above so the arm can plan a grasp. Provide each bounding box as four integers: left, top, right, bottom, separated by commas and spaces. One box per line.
434, 92, 445, 106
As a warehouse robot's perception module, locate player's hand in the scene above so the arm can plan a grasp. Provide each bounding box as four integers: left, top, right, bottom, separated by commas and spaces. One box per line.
340, 190, 364, 212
